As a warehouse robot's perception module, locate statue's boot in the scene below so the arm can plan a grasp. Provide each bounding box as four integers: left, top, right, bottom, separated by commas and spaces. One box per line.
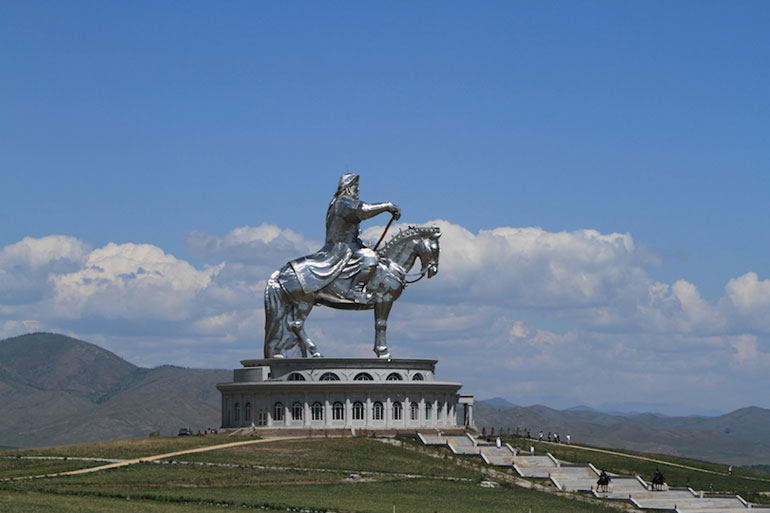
345, 281, 370, 304
345, 269, 373, 304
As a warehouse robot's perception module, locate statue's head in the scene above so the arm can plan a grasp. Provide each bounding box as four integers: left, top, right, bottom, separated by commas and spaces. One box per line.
336, 173, 359, 197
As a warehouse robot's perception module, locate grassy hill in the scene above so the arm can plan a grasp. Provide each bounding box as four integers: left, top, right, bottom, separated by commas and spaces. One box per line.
0, 333, 230, 448
2, 434, 769, 512
0, 435, 620, 513
474, 401, 770, 466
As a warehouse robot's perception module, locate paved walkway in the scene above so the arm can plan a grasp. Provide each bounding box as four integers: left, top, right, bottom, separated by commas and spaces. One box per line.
534, 439, 770, 483
417, 432, 770, 512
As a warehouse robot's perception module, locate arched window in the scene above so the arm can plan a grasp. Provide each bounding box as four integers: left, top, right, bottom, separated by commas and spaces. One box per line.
354, 372, 373, 381
353, 401, 365, 420
245, 402, 252, 422
386, 372, 403, 381
257, 410, 267, 426
373, 401, 384, 421
410, 402, 418, 421
392, 401, 402, 421
311, 402, 323, 421
437, 402, 443, 420
425, 402, 432, 421
273, 402, 284, 422
234, 402, 241, 422
332, 401, 344, 420
287, 372, 306, 381
292, 402, 303, 421
412, 373, 424, 381
320, 372, 340, 381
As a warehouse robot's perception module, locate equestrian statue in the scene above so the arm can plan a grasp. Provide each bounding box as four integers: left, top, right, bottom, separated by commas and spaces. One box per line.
264, 174, 440, 359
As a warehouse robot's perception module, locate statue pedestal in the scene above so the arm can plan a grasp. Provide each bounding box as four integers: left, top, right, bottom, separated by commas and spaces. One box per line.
216, 358, 471, 431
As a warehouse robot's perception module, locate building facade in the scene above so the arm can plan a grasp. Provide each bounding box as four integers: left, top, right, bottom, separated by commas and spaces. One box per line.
217, 358, 471, 430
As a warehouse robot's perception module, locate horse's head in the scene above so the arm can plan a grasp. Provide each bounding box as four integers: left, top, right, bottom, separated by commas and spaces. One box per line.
417, 227, 441, 278
378, 226, 440, 280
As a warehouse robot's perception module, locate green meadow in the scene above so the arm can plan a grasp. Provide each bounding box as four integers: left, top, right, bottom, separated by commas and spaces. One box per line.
3, 434, 770, 512
0, 435, 617, 513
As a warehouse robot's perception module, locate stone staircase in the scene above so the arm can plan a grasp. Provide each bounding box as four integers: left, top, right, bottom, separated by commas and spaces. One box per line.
478, 443, 516, 466
415, 432, 770, 512
549, 463, 600, 492
513, 454, 557, 478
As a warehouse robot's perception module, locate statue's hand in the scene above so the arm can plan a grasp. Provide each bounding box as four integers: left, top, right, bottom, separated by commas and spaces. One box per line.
390, 204, 401, 221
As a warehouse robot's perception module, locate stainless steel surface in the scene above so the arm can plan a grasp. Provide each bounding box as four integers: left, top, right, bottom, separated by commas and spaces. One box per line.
264, 174, 440, 359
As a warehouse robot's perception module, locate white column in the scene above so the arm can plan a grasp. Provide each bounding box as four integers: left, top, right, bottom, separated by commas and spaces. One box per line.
345, 397, 352, 429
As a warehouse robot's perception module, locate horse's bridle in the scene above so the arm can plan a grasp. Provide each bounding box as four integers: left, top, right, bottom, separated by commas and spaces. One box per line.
404, 239, 438, 284
404, 264, 431, 284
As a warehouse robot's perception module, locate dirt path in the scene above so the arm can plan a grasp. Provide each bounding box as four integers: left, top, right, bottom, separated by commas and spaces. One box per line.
7, 436, 305, 481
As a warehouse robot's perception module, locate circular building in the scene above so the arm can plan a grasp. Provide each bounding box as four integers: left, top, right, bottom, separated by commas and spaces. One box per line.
217, 358, 473, 431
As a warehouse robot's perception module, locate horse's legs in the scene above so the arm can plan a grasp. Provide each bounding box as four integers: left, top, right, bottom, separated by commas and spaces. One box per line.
373, 300, 393, 358
288, 300, 323, 357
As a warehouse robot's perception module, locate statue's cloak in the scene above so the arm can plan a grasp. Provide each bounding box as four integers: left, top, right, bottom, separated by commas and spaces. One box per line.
289, 242, 360, 294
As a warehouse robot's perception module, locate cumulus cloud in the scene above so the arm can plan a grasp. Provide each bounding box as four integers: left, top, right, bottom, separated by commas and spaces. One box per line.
185, 223, 316, 267
721, 272, 770, 332
2, 222, 770, 413
365, 220, 649, 310
50, 242, 221, 321
0, 235, 89, 305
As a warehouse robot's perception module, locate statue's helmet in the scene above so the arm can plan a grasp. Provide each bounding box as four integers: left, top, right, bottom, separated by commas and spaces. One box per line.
337, 173, 359, 194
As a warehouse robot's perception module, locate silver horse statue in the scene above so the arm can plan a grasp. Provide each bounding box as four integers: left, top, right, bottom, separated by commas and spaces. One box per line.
264, 225, 440, 358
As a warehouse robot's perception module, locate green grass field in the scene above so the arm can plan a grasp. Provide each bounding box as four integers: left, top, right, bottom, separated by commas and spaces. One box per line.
1, 435, 618, 513
3, 434, 770, 512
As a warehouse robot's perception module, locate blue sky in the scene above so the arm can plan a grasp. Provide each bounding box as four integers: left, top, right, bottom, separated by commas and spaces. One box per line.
2, 1, 769, 415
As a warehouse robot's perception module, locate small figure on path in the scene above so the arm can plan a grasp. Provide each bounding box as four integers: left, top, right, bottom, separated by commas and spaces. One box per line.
651, 468, 665, 491
597, 470, 612, 492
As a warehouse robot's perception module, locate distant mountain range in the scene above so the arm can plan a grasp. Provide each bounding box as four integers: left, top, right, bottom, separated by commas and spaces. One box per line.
0, 333, 229, 448
2, 332, 769, 467
474, 400, 770, 466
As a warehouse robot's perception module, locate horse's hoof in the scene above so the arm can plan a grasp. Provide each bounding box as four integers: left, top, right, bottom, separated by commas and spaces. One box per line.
311, 352, 324, 358
270, 354, 285, 359
377, 352, 391, 359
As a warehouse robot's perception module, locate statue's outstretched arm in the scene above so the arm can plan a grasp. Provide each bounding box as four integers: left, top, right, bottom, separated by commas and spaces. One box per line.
357, 201, 401, 221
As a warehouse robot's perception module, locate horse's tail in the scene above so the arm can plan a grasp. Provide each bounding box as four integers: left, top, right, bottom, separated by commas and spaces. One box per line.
264, 269, 289, 358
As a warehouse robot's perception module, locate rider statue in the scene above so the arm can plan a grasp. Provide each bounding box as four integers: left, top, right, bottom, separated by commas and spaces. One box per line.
289, 174, 401, 304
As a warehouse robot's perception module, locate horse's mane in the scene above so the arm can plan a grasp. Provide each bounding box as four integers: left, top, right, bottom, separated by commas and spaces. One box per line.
377, 226, 440, 258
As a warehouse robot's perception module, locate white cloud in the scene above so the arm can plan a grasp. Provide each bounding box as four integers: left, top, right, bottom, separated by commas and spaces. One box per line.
732, 334, 760, 365
185, 223, 316, 267
0, 235, 89, 305
365, 220, 648, 311
721, 272, 770, 332
2, 223, 770, 413
0, 235, 89, 269
508, 320, 529, 340
50, 242, 221, 321
724, 272, 770, 312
